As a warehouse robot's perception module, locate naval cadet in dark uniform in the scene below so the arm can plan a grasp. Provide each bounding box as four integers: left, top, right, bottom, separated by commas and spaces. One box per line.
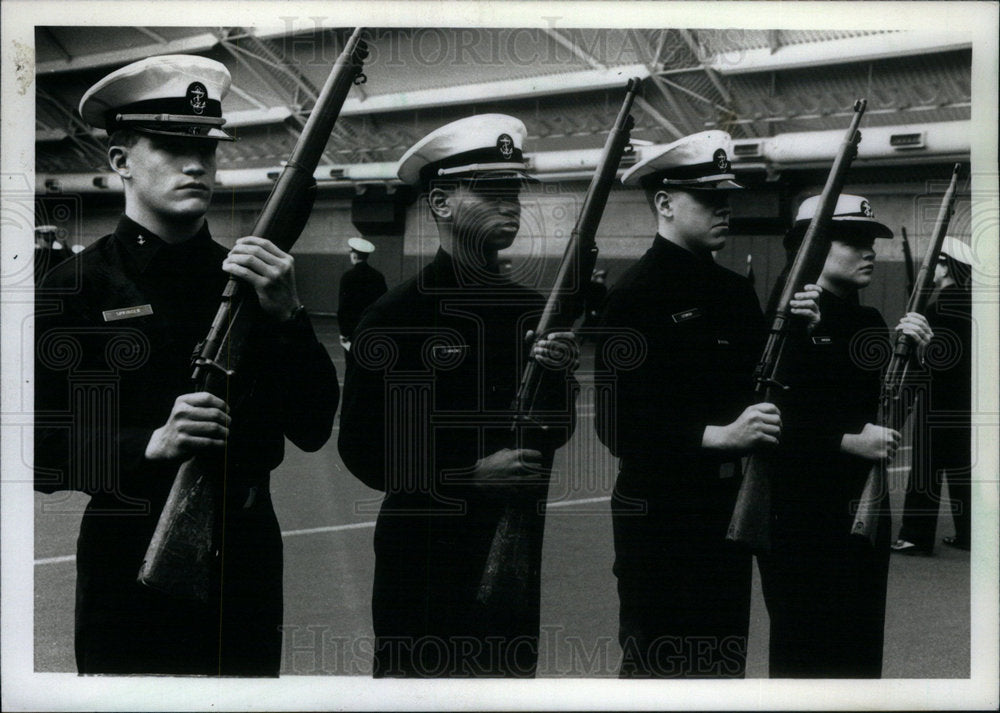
337, 236, 387, 362
893, 236, 974, 555
338, 114, 579, 677
34, 55, 339, 675
34, 224, 68, 285
594, 131, 820, 678
756, 194, 932, 677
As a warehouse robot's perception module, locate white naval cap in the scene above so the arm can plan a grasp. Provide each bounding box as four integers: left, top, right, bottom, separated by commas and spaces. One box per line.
940, 236, 974, 266
79, 54, 235, 141
397, 113, 533, 187
790, 193, 893, 242
348, 237, 376, 254
621, 130, 741, 190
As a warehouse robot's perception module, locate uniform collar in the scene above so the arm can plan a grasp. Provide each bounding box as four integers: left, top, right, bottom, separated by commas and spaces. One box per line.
651, 234, 716, 268
426, 247, 508, 289
113, 214, 213, 273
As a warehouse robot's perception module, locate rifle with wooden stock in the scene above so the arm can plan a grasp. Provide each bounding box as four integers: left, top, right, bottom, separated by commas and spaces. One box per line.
726, 99, 868, 552
900, 226, 916, 296
851, 163, 962, 544
137, 28, 369, 602
475, 77, 641, 612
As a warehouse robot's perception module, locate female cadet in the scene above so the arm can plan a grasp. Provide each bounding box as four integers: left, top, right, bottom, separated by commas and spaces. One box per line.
756, 194, 932, 678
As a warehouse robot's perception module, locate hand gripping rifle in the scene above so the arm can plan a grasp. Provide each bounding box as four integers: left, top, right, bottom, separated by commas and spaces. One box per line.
475, 78, 641, 613
137, 29, 369, 602
726, 99, 867, 552
851, 163, 962, 544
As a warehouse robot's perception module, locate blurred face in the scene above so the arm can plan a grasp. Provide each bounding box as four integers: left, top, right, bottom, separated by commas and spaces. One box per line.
445, 178, 522, 255
819, 236, 876, 295
113, 134, 217, 222
660, 189, 731, 254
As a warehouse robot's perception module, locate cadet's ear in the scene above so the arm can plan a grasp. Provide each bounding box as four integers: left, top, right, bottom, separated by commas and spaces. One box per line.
653, 190, 673, 218
428, 187, 452, 220
108, 145, 131, 179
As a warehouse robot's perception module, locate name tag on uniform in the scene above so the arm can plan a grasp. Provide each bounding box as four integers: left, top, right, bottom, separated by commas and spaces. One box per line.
717, 338, 731, 346
671, 307, 702, 323
432, 344, 469, 358
102, 304, 153, 322
811, 336, 833, 345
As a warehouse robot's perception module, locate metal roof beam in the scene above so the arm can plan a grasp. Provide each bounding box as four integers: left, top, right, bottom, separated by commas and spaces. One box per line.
678, 29, 734, 105
134, 27, 168, 45
37, 32, 221, 74
36, 89, 108, 166
542, 28, 605, 70
339, 64, 651, 115
634, 96, 684, 141
709, 30, 971, 75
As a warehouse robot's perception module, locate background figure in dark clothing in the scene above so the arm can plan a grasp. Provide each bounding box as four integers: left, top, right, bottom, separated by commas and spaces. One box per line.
893, 237, 974, 555
34, 224, 67, 285
596, 131, 820, 678
337, 236, 387, 360
34, 55, 339, 675
756, 194, 932, 678
338, 114, 578, 677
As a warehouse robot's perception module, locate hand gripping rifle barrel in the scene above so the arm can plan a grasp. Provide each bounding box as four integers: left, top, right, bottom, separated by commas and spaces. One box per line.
475, 78, 641, 613
851, 163, 962, 545
726, 99, 867, 552
137, 29, 369, 602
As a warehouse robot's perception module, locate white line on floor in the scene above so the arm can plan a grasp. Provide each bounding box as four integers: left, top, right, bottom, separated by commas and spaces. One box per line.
34, 495, 615, 565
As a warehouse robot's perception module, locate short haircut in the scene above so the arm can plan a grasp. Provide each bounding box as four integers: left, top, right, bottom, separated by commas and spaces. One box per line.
107, 128, 141, 150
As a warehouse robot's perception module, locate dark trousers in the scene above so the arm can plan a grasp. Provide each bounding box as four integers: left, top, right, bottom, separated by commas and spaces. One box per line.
371, 512, 541, 678
758, 507, 890, 678
612, 490, 751, 678
74, 491, 284, 676
899, 425, 971, 550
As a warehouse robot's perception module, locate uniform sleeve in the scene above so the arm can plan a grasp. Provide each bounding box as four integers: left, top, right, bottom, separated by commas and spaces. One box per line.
272, 311, 339, 452
34, 271, 158, 494
337, 315, 391, 491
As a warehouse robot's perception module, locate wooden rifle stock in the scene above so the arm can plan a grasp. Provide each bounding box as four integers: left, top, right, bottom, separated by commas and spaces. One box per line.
726, 99, 867, 552
475, 78, 641, 612
851, 163, 962, 545
138, 29, 369, 602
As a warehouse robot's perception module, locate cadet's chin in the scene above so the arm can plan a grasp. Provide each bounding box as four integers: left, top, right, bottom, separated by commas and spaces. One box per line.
171, 196, 213, 217
708, 233, 728, 251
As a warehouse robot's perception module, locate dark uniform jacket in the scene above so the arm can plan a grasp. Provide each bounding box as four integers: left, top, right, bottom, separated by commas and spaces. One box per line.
34, 216, 339, 675
757, 289, 889, 678
594, 235, 765, 678
337, 261, 387, 339
766, 290, 886, 531
338, 248, 577, 677
924, 285, 972, 414
595, 236, 764, 506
